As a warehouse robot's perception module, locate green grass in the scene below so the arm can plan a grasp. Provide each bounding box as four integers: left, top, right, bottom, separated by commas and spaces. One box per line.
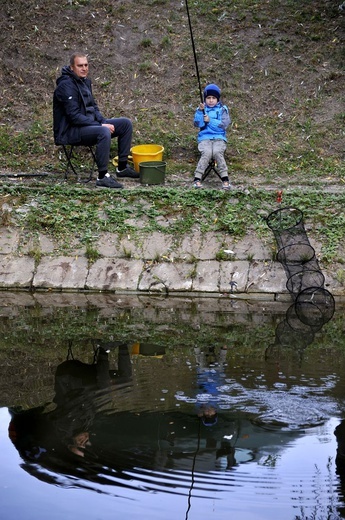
1, 0, 343, 179
0, 122, 51, 170
0, 0, 344, 271
1, 183, 345, 264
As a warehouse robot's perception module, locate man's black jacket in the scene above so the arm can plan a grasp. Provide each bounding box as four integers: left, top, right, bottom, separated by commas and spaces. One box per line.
53, 66, 105, 145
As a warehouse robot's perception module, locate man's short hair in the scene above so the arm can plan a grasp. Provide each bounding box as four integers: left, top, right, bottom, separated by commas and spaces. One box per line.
70, 52, 88, 66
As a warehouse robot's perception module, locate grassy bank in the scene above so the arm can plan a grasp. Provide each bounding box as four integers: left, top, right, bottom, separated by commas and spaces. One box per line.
1, 182, 345, 267
0, 0, 344, 181
1, 0, 344, 285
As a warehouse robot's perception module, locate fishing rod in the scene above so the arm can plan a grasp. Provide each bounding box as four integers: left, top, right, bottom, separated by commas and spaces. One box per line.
185, 0, 204, 105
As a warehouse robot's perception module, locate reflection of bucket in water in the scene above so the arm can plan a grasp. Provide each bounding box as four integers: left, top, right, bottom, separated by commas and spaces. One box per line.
131, 144, 164, 172
131, 342, 166, 357
139, 161, 166, 185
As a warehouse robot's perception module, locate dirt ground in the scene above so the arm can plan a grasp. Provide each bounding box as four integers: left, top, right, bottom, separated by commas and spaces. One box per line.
0, 0, 344, 182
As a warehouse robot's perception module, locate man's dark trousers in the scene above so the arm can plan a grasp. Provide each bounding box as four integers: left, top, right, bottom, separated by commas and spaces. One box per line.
79, 117, 132, 172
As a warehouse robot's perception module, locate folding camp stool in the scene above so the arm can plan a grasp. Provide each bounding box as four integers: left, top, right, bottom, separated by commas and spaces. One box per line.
61, 144, 97, 183
201, 159, 222, 182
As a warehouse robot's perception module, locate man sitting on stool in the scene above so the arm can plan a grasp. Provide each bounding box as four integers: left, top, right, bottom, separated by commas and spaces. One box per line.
53, 52, 139, 189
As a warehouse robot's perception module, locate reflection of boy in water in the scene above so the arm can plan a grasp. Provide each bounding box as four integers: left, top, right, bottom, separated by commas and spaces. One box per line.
195, 346, 228, 426
197, 404, 218, 425
193, 346, 236, 470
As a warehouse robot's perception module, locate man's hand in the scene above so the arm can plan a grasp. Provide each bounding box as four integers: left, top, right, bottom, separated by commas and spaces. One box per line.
102, 123, 115, 133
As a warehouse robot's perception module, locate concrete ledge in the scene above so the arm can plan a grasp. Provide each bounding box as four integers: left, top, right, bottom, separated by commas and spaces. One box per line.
87, 258, 143, 291
0, 229, 343, 296
139, 262, 193, 292
33, 256, 88, 289
0, 256, 35, 288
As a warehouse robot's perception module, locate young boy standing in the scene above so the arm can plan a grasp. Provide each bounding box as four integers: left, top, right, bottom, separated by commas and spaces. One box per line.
193, 83, 232, 190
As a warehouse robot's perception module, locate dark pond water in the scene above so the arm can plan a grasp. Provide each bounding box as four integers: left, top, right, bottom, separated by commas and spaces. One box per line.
1, 292, 345, 520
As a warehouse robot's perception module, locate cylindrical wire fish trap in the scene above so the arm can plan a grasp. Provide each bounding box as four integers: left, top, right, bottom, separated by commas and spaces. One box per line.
266, 207, 304, 233
286, 269, 325, 296
274, 308, 315, 349
276, 244, 316, 266
266, 206, 335, 351
295, 287, 335, 329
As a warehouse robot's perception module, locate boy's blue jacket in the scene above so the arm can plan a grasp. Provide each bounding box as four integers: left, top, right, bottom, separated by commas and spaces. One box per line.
194, 102, 231, 143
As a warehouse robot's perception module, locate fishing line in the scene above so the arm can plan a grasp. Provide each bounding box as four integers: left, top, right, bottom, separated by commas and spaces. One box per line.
184, 0, 204, 104
185, 417, 202, 520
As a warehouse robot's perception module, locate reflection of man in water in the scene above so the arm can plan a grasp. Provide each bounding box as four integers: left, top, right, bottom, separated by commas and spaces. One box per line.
53, 342, 132, 457
68, 431, 91, 457
9, 342, 132, 461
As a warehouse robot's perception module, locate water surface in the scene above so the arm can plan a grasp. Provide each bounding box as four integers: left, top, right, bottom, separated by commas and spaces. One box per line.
1, 293, 345, 520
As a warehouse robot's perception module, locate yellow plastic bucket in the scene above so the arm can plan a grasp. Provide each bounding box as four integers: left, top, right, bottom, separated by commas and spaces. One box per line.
112, 155, 134, 169
130, 144, 164, 172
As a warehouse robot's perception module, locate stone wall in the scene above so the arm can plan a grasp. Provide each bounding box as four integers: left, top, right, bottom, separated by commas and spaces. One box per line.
0, 226, 343, 298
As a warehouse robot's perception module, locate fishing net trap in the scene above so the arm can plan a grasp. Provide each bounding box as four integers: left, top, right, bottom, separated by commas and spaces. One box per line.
266, 207, 335, 352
